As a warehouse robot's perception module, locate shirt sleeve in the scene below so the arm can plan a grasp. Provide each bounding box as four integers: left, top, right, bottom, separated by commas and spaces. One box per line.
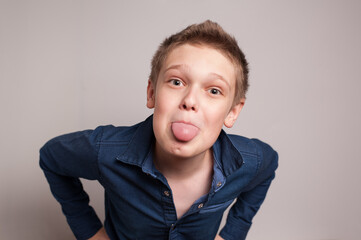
219, 139, 279, 240
39, 127, 104, 240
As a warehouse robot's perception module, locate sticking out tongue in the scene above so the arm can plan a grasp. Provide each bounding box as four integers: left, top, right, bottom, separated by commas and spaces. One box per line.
171, 122, 199, 142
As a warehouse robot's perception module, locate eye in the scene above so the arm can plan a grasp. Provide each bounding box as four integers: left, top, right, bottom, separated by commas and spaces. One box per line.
209, 88, 222, 95
170, 79, 183, 86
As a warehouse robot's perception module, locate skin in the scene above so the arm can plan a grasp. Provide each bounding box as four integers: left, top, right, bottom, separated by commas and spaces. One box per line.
90, 226, 224, 240
89, 44, 245, 240
147, 43, 244, 169
148, 44, 244, 240
88, 227, 109, 240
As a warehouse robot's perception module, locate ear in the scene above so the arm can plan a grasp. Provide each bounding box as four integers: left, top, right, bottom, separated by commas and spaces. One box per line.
224, 98, 245, 128
146, 80, 155, 109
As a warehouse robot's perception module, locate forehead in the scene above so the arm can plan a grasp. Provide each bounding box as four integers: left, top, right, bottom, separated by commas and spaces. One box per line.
161, 43, 236, 85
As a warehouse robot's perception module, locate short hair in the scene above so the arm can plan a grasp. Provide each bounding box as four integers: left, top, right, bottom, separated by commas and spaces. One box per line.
149, 20, 249, 104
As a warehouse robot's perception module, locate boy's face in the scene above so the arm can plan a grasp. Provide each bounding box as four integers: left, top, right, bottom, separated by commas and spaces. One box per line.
147, 44, 244, 159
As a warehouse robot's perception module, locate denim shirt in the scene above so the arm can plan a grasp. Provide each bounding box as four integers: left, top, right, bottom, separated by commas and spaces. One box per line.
39, 115, 278, 240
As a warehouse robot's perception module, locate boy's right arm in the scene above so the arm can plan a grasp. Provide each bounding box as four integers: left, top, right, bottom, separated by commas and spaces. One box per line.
88, 227, 110, 240
39, 127, 104, 240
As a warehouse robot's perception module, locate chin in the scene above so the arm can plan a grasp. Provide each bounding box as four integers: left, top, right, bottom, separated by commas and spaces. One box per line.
168, 141, 208, 159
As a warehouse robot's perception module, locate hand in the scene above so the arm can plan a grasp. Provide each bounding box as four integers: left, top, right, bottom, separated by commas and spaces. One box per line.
215, 234, 224, 240
88, 227, 110, 240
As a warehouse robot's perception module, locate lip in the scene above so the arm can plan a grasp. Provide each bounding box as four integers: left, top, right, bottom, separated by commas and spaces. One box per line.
171, 120, 199, 129
170, 114, 202, 129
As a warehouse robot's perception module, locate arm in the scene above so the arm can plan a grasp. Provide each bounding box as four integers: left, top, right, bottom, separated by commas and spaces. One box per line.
219, 140, 278, 240
88, 227, 110, 240
39, 128, 104, 240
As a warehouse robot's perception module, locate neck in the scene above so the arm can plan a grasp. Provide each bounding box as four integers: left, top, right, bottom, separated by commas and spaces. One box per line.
153, 144, 213, 180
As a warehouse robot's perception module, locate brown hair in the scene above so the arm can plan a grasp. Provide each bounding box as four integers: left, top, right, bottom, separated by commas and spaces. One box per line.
149, 20, 249, 104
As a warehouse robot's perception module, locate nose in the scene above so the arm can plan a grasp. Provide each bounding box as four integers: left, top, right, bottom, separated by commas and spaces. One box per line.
180, 88, 198, 112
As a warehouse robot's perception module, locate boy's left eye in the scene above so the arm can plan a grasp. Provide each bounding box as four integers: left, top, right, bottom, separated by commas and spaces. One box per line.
209, 88, 221, 95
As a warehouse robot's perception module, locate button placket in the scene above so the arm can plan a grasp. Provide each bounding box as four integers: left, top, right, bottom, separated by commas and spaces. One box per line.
170, 223, 175, 230
161, 187, 177, 226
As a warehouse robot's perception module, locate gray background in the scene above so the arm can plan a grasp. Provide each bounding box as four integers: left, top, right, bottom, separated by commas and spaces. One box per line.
1, 0, 360, 239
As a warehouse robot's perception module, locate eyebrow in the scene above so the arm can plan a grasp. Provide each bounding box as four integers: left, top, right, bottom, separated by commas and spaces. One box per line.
164, 64, 190, 73
208, 72, 231, 88
164, 64, 231, 88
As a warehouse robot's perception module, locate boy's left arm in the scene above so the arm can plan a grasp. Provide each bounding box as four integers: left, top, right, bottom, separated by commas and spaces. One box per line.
219, 139, 279, 240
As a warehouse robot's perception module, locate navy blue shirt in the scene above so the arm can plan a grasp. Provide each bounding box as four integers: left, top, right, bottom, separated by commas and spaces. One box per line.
40, 115, 278, 240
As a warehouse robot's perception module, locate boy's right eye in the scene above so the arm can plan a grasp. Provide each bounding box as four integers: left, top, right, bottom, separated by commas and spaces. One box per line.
170, 79, 183, 86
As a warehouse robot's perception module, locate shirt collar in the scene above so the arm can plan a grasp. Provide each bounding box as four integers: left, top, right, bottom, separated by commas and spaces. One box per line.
116, 115, 245, 178
213, 130, 245, 177
116, 115, 155, 168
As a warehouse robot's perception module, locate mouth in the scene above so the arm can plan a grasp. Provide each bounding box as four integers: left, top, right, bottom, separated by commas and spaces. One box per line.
171, 121, 199, 142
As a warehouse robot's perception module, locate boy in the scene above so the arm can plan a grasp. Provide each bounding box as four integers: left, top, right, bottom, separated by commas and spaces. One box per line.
40, 20, 278, 240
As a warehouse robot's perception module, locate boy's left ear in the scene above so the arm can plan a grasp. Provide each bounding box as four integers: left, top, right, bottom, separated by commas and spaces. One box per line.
224, 98, 245, 128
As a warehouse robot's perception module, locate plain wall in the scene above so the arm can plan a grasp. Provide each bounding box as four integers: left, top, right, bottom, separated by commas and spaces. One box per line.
1, 0, 360, 239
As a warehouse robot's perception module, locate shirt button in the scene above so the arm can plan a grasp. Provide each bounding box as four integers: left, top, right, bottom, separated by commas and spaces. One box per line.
217, 182, 222, 187
198, 203, 204, 209
164, 191, 170, 197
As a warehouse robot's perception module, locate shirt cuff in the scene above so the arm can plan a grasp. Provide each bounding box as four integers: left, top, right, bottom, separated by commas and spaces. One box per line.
219, 217, 251, 240
66, 206, 103, 240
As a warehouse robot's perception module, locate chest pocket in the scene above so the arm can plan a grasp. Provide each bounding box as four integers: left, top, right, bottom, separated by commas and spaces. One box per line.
199, 199, 234, 214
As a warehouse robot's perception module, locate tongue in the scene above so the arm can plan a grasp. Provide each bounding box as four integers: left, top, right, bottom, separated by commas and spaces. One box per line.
171, 122, 199, 142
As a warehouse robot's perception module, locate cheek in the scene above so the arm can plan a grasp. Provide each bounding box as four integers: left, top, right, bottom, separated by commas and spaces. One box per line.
155, 90, 181, 112
154, 99, 171, 115
204, 106, 229, 124
153, 93, 176, 126
153, 92, 167, 112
